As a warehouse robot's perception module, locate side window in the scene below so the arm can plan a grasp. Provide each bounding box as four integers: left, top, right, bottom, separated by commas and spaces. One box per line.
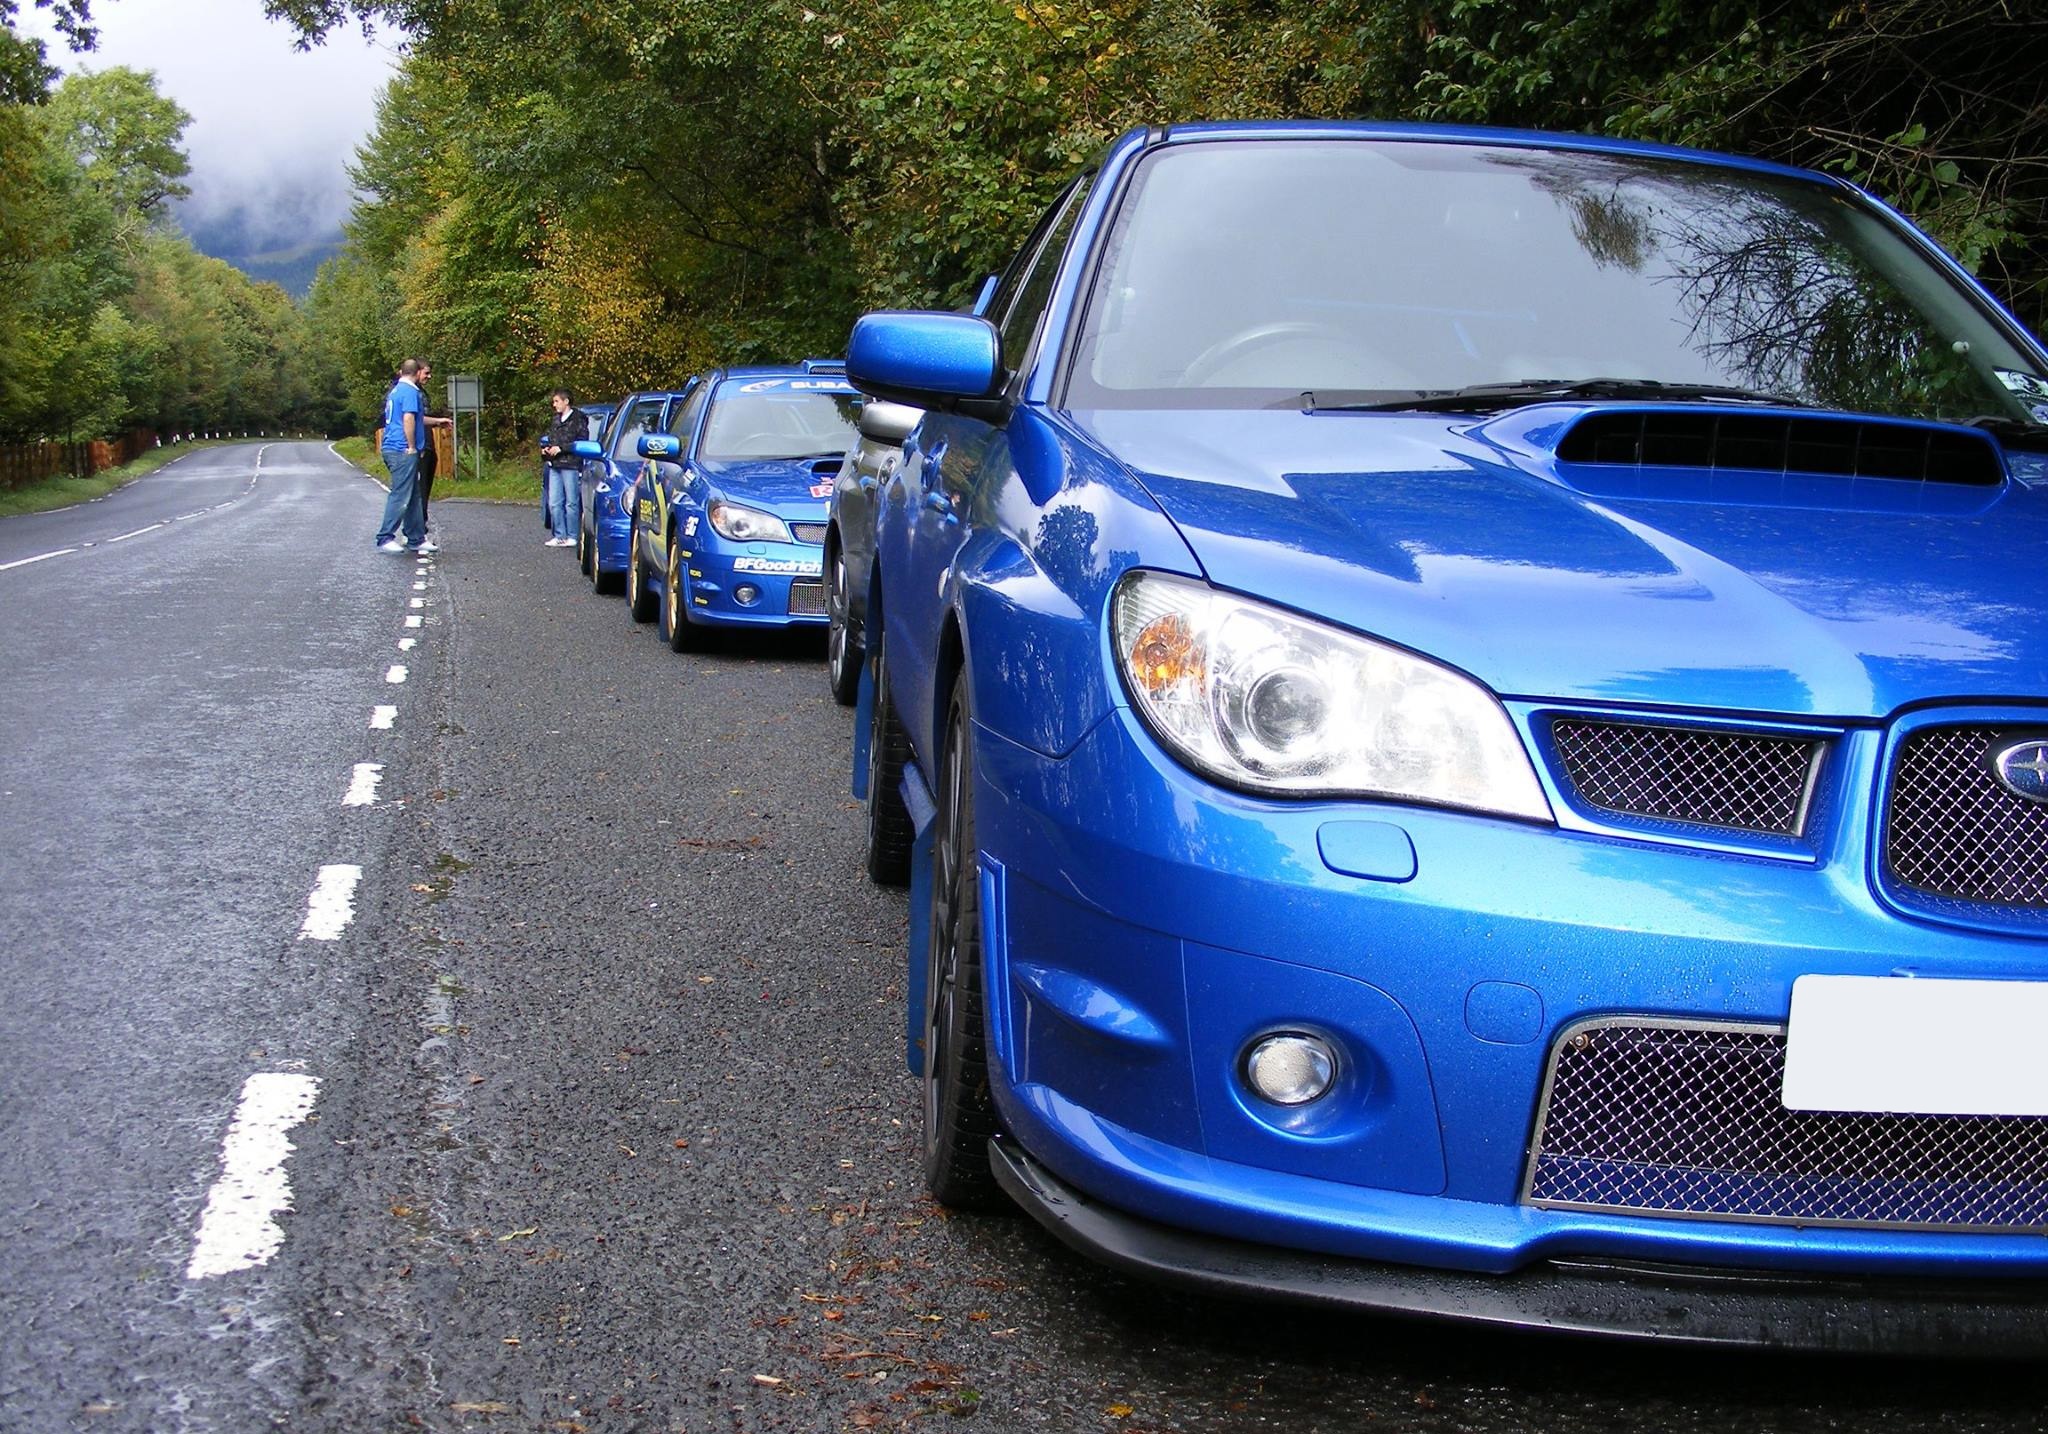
996, 172, 1095, 377
611, 398, 664, 458
665, 385, 710, 446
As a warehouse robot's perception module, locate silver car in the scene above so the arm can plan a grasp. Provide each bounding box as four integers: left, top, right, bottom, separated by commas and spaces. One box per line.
824, 400, 921, 704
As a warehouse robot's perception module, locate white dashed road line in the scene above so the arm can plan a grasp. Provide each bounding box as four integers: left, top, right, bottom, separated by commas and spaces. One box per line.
0, 548, 78, 572
107, 523, 166, 543
186, 1072, 321, 1280
298, 865, 362, 941
405, 616, 422, 628
385, 664, 408, 684
342, 763, 384, 807
371, 705, 397, 729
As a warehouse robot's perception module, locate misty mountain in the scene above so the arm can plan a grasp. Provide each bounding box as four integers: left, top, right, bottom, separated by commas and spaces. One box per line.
176, 188, 348, 299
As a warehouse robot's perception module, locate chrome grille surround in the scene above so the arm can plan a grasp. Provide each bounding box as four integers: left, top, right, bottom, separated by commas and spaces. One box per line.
787, 580, 826, 616
1523, 1018, 2048, 1231
1550, 719, 1822, 836
790, 521, 828, 545
1886, 725, 2048, 910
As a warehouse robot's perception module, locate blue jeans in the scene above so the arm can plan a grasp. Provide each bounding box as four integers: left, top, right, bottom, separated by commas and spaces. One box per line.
376, 450, 425, 546
546, 465, 579, 539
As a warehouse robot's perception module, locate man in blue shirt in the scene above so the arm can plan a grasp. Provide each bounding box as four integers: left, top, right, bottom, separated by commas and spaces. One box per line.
375, 359, 428, 552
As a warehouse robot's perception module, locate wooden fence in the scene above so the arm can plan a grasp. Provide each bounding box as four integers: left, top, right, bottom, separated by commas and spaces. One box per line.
0, 430, 163, 491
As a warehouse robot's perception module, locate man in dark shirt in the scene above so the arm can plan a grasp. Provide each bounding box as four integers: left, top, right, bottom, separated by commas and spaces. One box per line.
414, 361, 454, 554
540, 388, 587, 547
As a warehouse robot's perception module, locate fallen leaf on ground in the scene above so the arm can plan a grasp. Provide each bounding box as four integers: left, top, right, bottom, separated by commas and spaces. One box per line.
497, 1228, 538, 1241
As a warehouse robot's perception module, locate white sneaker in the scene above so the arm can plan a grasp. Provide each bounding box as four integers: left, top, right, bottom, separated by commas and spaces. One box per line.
416, 538, 440, 554
378, 538, 408, 553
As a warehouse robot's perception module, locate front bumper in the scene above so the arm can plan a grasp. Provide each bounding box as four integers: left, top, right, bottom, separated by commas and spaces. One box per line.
991, 1137, 2048, 1355
592, 507, 632, 572
964, 703, 2048, 1282
675, 541, 827, 629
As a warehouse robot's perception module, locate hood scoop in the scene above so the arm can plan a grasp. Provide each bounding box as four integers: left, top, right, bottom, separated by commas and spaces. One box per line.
1555, 410, 2003, 487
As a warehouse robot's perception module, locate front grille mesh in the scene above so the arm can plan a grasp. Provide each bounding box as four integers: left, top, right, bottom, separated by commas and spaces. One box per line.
790, 522, 828, 545
1551, 720, 1819, 835
1526, 1022, 2048, 1229
1887, 726, 2048, 909
787, 581, 825, 616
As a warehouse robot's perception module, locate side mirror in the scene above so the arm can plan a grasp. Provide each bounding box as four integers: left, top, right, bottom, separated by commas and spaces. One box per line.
847, 312, 1003, 418
637, 434, 682, 460
571, 439, 604, 459
858, 400, 922, 445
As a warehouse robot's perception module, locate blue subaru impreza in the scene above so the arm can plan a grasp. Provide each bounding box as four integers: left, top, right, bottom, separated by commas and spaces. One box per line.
626, 362, 860, 650
845, 122, 2048, 1352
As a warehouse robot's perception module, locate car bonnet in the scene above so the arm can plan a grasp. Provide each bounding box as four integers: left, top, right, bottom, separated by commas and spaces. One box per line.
1074, 404, 2048, 719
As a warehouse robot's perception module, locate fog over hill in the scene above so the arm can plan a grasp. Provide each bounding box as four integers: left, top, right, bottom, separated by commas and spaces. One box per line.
177, 189, 343, 299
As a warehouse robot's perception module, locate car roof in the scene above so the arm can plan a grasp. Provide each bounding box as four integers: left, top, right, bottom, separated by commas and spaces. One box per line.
1141, 119, 1837, 188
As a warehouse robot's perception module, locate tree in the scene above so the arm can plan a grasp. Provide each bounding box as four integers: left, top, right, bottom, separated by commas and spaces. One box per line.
42, 65, 192, 227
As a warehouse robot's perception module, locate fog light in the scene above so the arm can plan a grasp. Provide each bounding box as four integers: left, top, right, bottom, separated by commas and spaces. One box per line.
734, 584, 761, 606
1243, 1033, 1336, 1106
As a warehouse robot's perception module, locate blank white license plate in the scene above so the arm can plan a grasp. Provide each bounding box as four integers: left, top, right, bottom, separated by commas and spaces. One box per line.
1783, 975, 2048, 1115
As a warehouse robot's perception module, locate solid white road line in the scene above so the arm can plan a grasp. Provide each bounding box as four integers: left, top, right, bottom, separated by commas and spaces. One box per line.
298, 864, 362, 941
0, 548, 77, 572
370, 705, 397, 730
185, 1072, 321, 1280
342, 763, 384, 807
385, 664, 408, 684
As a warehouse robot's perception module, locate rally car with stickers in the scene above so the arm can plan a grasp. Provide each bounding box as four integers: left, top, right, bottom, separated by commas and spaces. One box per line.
579, 387, 694, 594
624, 360, 862, 651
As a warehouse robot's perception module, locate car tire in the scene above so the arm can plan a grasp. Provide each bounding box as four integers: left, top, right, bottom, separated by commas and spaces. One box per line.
626, 527, 658, 623
825, 538, 861, 707
922, 671, 1005, 1210
664, 538, 708, 652
864, 636, 914, 887
578, 522, 593, 577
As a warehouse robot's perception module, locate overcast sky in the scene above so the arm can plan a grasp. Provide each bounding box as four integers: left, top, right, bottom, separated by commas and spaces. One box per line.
23, 0, 399, 251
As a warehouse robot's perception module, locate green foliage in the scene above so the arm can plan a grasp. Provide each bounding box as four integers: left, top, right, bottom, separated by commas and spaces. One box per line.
281, 0, 2047, 459
42, 65, 192, 224
0, 43, 324, 442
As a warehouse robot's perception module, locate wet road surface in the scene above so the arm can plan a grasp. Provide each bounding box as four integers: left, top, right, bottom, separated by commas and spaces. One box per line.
2, 443, 2042, 1431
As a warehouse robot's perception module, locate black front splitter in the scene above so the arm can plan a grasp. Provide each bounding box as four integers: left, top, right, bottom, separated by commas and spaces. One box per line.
988, 1135, 2048, 1357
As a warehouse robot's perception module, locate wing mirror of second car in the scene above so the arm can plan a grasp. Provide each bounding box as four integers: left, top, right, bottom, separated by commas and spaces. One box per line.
846, 312, 1004, 420
858, 400, 923, 446
571, 439, 604, 459
637, 434, 682, 460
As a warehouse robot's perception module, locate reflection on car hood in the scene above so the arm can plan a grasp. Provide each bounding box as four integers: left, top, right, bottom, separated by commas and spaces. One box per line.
1075, 405, 2048, 718
700, 456, 839, 514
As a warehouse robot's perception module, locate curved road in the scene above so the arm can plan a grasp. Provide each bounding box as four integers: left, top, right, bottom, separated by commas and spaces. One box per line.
0, 442, 2038, 1430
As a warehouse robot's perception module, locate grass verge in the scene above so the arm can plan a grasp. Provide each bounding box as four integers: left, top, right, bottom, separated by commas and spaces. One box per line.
0, 438, 238, 518
332, 436, 545, 506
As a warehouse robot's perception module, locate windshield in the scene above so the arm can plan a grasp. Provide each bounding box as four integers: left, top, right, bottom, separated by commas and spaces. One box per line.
1068, 139, 2048, 422
700, 379, 861, 461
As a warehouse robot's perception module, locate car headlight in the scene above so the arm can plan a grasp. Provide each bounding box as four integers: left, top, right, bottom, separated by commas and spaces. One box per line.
1111, 571, 1551, 822
708, 499, 792, 544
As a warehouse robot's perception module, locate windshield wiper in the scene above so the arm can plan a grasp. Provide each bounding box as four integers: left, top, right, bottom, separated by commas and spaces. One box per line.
1966, 414, 2048, 452
1306, 378, 1812, 415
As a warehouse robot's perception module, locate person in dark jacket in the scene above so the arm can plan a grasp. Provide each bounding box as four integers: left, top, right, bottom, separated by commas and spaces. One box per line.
414, 361, 453, 553
540, 388, 587, 547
